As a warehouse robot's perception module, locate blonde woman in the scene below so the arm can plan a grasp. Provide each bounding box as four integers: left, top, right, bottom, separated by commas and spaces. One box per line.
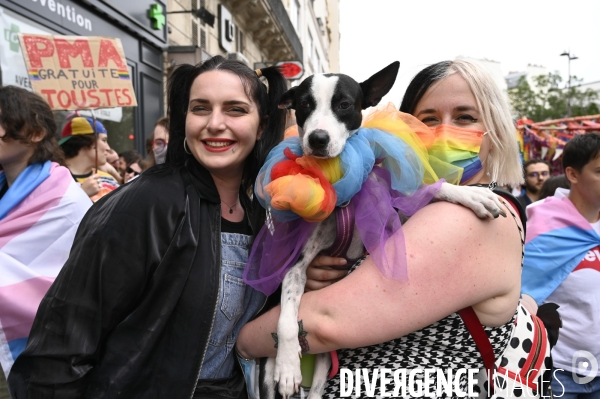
237, 60, 555, 398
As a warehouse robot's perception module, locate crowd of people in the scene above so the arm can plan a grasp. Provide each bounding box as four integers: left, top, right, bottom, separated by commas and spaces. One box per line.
0, 55, 597, 399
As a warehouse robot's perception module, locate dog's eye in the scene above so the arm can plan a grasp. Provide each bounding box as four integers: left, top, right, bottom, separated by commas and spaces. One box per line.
300, 100, 310, 108
339, 102, 351, 110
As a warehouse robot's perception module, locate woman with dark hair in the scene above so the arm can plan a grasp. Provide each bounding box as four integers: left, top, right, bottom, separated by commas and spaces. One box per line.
8, 55, 301, 399
0, 86, 90, 397
237, 59, 555, 398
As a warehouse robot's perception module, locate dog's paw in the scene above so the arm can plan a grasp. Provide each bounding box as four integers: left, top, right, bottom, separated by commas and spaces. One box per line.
435, 183, 507, 220
274, 346, 302, 398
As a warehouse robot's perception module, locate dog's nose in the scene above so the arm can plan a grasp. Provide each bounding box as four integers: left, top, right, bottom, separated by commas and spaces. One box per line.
308, 130, 330, 151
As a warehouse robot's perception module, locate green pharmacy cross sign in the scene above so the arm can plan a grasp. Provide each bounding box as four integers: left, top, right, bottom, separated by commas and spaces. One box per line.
148, 4, 165, 31
4, 23, 20, 52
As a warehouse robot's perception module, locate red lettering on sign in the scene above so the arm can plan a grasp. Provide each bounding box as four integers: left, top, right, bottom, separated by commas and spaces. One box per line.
98, 39, 126, 69
122, 88, 133, 105
114, 89, 133, 106
54, 38, 94, 68
70, 90, 88, 108
57, 91, 71, 109
23, 36, 55, 68
38, 87, 132, 110
88, 90, 101, 107
40, 89, 57, 108
98, 89, 112, 106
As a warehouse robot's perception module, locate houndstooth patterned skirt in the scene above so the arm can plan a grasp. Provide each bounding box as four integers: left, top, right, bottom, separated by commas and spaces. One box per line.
323, 307, 516, 398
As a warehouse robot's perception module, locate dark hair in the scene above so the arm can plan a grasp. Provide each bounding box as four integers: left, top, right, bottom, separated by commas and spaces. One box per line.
563, 133, 600, 172
0, 85, 64, 165
166, 55, 287, 196
118, 149, 142, 168
399, 61, 452, 115
523, 159, 550, 175
539, 174, 571, 200
144, 132, 156, 167
60, 134, 96, 159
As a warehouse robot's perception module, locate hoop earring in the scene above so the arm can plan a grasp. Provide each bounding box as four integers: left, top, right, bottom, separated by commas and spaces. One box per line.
183, 138, 192, 155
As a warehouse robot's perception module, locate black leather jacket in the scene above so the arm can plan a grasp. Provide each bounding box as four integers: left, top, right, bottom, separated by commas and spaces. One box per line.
9, 160, 259, 399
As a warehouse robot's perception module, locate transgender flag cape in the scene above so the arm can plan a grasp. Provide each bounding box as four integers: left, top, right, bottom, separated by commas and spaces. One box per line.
521, 194, 600, 304
0, 161, 91, 376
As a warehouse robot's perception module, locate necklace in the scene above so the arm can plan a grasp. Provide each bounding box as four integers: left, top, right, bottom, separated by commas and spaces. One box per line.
221, 198, 239, 214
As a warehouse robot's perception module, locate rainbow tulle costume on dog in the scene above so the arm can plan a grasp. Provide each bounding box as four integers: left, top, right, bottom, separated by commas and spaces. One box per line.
243, 104, 482, 295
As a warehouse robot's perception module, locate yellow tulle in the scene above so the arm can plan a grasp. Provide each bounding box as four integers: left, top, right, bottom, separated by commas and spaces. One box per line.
296, 156, 343, 184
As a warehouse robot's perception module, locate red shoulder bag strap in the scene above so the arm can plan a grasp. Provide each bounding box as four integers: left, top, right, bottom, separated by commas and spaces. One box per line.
458, 306, 495, 395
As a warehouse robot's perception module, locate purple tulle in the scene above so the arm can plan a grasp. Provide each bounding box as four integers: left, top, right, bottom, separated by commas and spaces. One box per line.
243, 167, 444, 295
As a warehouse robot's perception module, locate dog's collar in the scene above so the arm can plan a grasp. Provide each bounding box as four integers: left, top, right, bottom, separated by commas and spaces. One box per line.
321, 203, 360, 265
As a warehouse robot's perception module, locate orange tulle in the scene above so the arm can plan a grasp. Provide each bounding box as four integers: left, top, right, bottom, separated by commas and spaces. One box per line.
266, 147, 337, 222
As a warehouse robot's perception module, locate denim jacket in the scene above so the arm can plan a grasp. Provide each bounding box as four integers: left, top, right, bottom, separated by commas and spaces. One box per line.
200, 232, 266, 379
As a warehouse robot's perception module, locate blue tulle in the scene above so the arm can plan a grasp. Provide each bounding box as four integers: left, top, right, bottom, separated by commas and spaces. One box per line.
254, 128, 425, 222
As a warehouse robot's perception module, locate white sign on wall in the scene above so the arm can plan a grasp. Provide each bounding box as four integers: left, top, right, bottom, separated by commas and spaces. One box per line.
77, 108, 123, 123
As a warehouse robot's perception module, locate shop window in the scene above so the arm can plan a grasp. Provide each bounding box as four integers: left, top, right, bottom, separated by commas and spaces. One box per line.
236, 28, 244, 53
201, 29, 207, 49
192, 21, 198, 46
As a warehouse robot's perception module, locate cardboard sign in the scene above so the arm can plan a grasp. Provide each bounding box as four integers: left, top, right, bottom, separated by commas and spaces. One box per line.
17, 33, 137, 110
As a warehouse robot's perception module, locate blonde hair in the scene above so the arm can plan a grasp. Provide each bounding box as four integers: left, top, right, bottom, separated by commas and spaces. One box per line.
401, 59, 524, 187
444, 59, 524, 187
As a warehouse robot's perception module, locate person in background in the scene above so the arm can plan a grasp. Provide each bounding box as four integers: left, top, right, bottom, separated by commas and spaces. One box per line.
517, 159, 551, 208
144, 133, 155, 167
0, 86, 90, 397
123, 161, 142, 183
106, 148, 119, 169
116, 149, 141, 177
152, 117, 169, 165
98, 148, 123, 184
522, 133, 600, 399
59, 116, 119, 202
538, 173, 570, 201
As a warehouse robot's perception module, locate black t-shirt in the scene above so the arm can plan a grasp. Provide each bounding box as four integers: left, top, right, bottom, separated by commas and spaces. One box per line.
220, 216, 253, 235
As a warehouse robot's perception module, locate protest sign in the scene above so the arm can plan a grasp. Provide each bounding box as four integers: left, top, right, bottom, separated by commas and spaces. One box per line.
17, 33, 137, 110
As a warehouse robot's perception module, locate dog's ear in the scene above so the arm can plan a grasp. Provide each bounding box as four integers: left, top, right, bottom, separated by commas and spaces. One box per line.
278, 87, 297, 110
359, 61, 400, 109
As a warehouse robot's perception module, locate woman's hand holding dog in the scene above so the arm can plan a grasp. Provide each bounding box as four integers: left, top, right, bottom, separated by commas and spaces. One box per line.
305, 255, 348, 292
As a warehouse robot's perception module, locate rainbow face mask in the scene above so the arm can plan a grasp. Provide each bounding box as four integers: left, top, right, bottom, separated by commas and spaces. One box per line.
428, 124, 486, 184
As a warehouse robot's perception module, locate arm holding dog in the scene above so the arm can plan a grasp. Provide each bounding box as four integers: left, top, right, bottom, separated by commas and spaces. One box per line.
305, 255, 348, 292
237, 199, 522, 359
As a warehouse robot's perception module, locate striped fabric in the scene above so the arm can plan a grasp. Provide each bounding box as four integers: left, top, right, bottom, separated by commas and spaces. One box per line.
0, 162, 91, 376
521, 194, 600, 304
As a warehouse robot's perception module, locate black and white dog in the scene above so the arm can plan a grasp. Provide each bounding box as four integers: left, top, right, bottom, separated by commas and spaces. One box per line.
261, 62, 504, 399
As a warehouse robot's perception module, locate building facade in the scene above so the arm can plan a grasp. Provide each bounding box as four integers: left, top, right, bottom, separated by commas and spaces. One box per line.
0, 0, 340, 154
0, 0, 168, 156
166, 0, 339, 84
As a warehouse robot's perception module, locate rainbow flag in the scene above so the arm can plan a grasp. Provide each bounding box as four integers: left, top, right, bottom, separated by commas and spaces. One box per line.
27, 69, 41, 81
0, 162, 91, 376
521, 194, 600, 304
118, 70, 130, 80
